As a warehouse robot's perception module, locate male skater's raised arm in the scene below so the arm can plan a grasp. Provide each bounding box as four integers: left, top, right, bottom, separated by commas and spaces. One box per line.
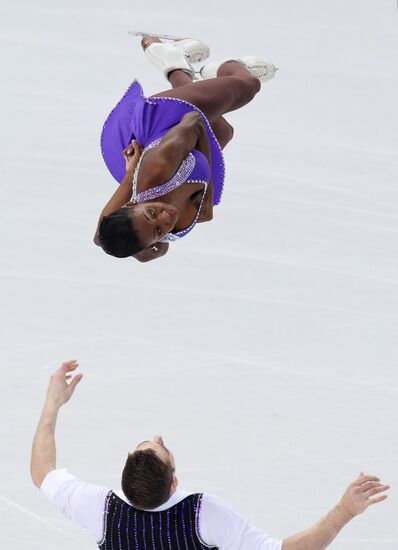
31, 361, 390, 549
31, 360, 83, 487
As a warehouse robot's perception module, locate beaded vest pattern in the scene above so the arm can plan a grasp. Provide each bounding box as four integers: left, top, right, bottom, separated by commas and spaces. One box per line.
98, 492, 218, 550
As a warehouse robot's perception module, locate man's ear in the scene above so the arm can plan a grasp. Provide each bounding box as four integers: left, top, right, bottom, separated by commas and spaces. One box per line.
172, 474, 178, 490
122, 201, 134, 208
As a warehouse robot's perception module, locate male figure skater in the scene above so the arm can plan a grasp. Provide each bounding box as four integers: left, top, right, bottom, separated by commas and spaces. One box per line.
31, 361, 390, 549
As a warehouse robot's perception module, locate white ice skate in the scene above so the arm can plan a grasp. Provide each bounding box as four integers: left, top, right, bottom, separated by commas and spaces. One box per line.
129, 31, 210, 80
200, 56, 278, 83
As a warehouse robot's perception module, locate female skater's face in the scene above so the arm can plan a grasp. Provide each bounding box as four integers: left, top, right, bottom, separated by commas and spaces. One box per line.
125, 202, 178, 247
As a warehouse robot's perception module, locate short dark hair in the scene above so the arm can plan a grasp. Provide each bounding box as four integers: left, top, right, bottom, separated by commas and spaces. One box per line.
121, 449, 174, 509
99, 208, 144, 258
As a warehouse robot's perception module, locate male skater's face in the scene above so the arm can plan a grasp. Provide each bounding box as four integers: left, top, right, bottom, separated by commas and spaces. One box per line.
136, 435, 176, 471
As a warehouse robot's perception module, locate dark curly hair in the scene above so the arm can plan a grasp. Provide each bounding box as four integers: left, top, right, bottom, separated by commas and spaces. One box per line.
98, 208, 145, 258
121, 449, 174, 509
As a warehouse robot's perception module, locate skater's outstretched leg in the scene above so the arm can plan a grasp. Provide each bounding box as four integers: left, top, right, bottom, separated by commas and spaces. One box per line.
152, 62, 260, 123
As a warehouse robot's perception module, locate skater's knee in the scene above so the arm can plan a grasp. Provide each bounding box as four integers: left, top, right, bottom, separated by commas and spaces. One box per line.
231, 75, 261, 104
242, 74, 261, 97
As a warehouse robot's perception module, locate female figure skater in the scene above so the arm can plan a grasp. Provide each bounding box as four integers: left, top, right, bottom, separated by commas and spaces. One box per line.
95, 34, 277, 262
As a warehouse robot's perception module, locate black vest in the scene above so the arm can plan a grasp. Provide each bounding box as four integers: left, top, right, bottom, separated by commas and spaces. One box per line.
98, 492, 218, 550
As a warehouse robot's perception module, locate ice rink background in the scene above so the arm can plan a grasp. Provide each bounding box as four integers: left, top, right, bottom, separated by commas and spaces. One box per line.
1, 0, 397, 548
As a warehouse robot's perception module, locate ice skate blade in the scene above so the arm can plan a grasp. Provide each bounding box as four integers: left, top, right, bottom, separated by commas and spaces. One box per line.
128, 31, 186, 41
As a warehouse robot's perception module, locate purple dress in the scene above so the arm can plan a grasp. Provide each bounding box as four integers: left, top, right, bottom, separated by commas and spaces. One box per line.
101, 81, 225, 207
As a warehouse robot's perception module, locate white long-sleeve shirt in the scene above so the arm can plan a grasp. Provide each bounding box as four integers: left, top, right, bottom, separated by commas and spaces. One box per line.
41, 469, 282, 550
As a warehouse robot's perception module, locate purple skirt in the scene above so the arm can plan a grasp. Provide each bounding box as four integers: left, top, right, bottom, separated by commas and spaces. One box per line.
100, 81, 225, 205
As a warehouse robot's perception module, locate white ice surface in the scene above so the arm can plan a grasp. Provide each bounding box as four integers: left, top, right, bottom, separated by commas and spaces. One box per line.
1, 1, 398, 548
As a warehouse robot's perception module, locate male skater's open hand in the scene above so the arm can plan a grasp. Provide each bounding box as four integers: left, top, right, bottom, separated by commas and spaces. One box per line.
45, 359, 83, 409
282, 472, 389, 549
339, 472, 389, 517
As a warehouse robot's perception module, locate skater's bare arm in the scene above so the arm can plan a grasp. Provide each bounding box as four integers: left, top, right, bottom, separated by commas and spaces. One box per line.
138, 112, 210, 187
282, 474, 389, 550
94, 141, 143, 246
31, 361, 83, 488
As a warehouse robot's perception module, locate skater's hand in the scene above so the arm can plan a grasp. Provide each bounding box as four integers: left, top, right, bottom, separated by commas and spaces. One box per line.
45, 360, 83, 409
123, 140, 143, 175
338, 473, 389, 518
281, 473, 390, 550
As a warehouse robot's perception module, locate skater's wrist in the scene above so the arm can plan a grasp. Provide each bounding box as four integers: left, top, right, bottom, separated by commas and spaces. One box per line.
43, 396, 63, 414
335, 500, 356, 520
125, 164, 138, 178
328, 502, 355, 527
123, 140, 142, 176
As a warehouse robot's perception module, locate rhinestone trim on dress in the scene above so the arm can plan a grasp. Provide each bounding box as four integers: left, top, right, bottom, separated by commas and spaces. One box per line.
137, 152, 196, 203
131, 137, 208, 243
131, 138, 162, 204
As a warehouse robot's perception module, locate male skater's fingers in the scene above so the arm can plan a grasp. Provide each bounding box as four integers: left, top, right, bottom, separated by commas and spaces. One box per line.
61, 359, 79, 372
69, 373, 83, 392
367, 494, 388, 507
362, 482, 385, 495
362, 482, 387, 497
364, 485, 390, 498
355, 474, 380, 486
361, 481, 385, 493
